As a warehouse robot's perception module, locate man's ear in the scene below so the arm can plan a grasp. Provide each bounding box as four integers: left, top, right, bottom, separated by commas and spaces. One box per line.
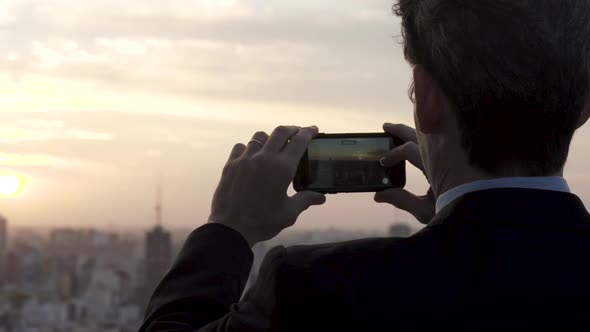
413, 66, 445, 134
577, 97, 590, 129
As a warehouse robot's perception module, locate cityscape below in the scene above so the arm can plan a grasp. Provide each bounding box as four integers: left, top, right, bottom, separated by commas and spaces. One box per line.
0, 191, 417, 332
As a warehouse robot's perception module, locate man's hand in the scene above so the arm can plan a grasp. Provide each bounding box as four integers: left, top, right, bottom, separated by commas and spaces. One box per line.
208, 126, 327, 247
374, 123, 435, 224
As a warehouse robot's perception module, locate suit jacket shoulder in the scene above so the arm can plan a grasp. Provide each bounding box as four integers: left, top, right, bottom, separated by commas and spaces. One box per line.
244, 229, 457, 331
142, 189, 590, 332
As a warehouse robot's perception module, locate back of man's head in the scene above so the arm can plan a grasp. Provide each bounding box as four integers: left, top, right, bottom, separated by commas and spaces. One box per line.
395, 0, 590, 176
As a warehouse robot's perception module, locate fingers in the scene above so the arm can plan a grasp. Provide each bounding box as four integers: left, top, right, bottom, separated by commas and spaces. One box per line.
244, 131, 270, 156
288, 191, 326, 222
227, 143, 246, 162
374, 188, 435, 224
381, 123, 425, 172
282, 126, 318, 160
383, 123, 417, 143
374, 188, 418, 209
264, 126, 301, 152
380, 141, 425, 172
379, 123, 433, 224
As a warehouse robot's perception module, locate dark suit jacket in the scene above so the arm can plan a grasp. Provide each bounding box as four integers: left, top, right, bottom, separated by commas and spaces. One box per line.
139, 189, 590, 331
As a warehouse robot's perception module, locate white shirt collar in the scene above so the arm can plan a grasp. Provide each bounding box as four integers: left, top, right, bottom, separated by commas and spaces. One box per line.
435, 177, 571, 214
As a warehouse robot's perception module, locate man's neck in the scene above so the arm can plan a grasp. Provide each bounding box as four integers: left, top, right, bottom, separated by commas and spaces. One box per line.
431, 165, 564, 199
431, 165, 489, 199
434, 176, 570, 214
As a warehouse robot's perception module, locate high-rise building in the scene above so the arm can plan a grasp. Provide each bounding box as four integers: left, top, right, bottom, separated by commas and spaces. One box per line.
0, 215, 7, 282
144, 181, 172, 294
0, 215, 7, 258
144, 226, 172, 292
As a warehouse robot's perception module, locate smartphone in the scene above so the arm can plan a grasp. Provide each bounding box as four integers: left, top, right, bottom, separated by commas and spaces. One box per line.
294, 133, 406, 194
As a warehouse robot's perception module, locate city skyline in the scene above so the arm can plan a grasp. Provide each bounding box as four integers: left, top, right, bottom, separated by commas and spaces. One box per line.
1, 0, 590, 231
0, 207, 414, 330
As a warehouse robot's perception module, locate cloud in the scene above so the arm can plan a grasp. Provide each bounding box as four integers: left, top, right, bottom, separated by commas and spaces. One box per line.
0, 0, 409, 113
145, 149, 162, 158
0, 152, 108, 171
19, 118, 65, 129
30, 40, 107, 70
66, 129, 114, 141
0, 152, 68, 167
30, 0, 256, 24
0, 119, 114, 143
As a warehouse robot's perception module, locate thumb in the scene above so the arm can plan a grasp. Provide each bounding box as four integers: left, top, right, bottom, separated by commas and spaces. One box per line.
289, 191, 327, 216
375, 188, 433, 224
375, 188, 419, 207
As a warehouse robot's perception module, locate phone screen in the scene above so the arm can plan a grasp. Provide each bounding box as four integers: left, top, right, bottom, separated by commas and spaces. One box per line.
294, 134, 406, 193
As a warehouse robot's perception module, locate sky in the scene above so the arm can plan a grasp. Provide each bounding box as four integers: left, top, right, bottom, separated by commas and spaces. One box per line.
1, 0, 589, 231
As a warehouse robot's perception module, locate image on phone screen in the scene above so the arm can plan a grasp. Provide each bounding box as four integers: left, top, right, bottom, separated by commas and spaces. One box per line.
295, 134, 406, 193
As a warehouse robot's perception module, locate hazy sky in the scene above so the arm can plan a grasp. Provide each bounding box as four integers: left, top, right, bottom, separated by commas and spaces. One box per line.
1, 0, 590, 231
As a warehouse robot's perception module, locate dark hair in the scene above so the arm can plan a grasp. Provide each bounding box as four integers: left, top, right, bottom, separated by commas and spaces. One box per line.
394, 0, 590, 175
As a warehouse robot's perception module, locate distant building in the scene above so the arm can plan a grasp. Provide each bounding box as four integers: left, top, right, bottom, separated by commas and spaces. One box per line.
6, 243, 43, 284
144, 225, 172, 293
3, 249, 21, 285
389, 223, 413, 238
144, 181, 172, 296
49, 228, 119, 253
0, 215, 7, 258
0, 215, 6, 283
53, 253, 79, 300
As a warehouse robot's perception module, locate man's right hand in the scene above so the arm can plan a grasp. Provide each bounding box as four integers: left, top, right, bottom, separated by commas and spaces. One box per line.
374, 123, 436, 224
208, 126, 326, 247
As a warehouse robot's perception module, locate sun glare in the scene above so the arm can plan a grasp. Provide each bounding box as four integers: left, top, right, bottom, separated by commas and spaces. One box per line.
0, 174, 26, 197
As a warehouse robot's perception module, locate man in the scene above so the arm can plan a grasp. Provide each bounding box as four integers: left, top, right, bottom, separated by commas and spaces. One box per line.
140, 0, 590, 330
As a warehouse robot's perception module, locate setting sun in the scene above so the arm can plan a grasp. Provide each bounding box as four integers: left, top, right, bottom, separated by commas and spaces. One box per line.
0, 174, 26, 197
